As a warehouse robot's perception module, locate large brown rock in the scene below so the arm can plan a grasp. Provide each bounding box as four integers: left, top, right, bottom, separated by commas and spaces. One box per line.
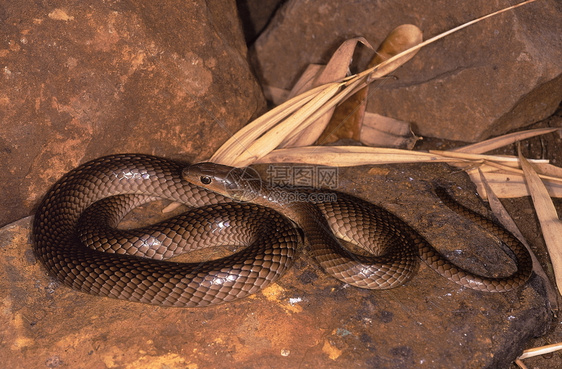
250, 0, 562, 142
0, 0, 266, 226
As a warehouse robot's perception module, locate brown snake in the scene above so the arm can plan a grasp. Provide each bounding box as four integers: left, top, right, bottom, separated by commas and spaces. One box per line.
33, 154, 532, 307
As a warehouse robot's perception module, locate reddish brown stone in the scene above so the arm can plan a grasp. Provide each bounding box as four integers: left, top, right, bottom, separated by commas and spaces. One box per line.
0, 0, 266, 226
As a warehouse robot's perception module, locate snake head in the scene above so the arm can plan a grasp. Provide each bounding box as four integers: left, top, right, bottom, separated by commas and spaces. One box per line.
182, 162, 262, 202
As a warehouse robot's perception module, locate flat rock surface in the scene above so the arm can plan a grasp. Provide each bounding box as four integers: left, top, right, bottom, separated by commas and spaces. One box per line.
1, 162, 552, 368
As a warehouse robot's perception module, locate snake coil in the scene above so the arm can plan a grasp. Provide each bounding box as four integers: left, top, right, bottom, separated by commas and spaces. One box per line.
33, 154, 533, 307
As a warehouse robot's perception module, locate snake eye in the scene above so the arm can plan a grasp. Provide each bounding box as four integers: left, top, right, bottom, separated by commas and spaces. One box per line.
200, 176, 212, 185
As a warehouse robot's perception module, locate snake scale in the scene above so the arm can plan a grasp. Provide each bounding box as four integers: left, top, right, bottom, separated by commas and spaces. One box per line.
32, 154, 533, 307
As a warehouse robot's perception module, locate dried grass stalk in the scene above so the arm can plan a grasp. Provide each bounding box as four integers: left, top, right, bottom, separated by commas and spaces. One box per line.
254, 146, 457, 166
519, 148, 562, 295
518, 342, 562, 360
452, 128, 561, 154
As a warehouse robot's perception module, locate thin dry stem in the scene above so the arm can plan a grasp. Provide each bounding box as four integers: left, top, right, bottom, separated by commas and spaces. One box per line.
518, 342, 562, 359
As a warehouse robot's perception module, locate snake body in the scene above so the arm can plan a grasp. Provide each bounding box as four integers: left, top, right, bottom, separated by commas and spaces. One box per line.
183, 162, 533, 292
33, 154, 301, 307
33, 154, 533, 307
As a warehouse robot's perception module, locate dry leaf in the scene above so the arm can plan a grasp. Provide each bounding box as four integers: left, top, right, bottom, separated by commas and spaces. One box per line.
316, 25, 423, 146
519, 148, 562, 295
280, 38, 372, 148
353, 1, 537, 83
360, 112, 419, 149
478, 170, 558, 308
263, 76, 368, 158
368, 24, 423, 78
210, 0, 540, 170
316, 84, 367, 144
466, 166, 562, 199
430, 150, 547, 164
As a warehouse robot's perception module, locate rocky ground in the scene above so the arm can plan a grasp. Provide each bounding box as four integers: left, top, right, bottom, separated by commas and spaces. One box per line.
1, 1, 560, 367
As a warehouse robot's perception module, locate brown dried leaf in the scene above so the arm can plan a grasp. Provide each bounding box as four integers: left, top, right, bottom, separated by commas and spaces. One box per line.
479, 170, 558, 311
354, 1, 537, 83
519, 342, 562, 360
316, 25, 423, 146
210, 0, 539, 167
438, 147, 562, 198
369, 24, 423, 77
316, 86, 367, 144
359, 112, 419, 149
280, 37, 372, 148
